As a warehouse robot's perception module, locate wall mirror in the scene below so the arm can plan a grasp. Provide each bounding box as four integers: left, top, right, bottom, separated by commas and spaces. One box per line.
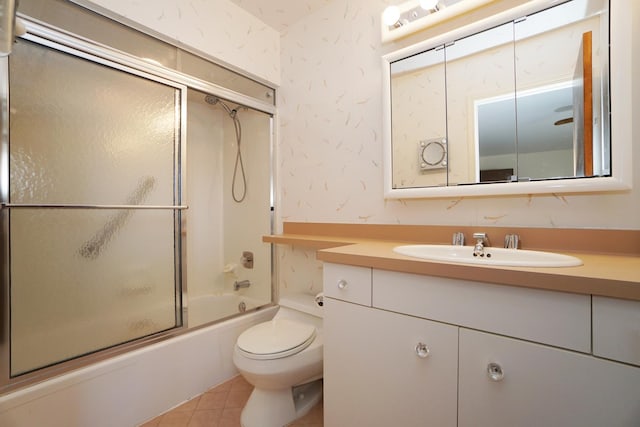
382, 0, 632, 198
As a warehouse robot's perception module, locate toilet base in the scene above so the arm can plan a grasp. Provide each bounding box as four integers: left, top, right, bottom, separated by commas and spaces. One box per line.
240, 379, 323, 427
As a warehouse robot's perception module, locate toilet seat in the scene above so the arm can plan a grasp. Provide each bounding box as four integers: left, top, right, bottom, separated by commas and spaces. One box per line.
237, 319, 317, 360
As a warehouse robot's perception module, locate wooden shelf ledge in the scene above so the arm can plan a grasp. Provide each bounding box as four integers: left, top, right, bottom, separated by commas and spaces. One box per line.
264, 222, 640, 256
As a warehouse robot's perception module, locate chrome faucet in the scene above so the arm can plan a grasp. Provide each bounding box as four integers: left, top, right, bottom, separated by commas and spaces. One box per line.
234, 279, 251, 291
472, 233, 489, 257
504, 234, 520, 249
452, 232, 465, 246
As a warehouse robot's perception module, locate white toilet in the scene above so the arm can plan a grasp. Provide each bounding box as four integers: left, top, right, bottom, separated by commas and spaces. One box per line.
233, 293, 323, 427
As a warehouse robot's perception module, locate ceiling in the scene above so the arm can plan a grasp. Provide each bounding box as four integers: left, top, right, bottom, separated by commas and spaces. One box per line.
478, 85, 575, 156
228, 0, 334, 32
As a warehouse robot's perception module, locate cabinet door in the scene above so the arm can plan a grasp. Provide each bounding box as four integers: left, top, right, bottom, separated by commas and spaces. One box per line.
593, 296, 640, 366
324, 298, 458, 427
459, 328, 640, 427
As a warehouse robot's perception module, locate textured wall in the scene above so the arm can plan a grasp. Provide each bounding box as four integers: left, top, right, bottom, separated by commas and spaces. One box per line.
277, 0, 640, 295
278, 0, 639, 228
76, 0, 281, 85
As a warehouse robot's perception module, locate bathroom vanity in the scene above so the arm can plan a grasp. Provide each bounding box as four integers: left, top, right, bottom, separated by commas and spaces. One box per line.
264, 222, 640, 425
319, 250, 640, 426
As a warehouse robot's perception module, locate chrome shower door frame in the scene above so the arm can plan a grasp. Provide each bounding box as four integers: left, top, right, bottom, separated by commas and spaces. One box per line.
0, 54, 10, 390
0, 24, 188, 392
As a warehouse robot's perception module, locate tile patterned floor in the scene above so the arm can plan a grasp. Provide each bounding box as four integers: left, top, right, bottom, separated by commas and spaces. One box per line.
139, 375, 323, 427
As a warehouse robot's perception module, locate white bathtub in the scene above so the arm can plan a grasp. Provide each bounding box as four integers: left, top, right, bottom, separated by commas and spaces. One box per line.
188, 293, 269, 328
0, 302, 278, 427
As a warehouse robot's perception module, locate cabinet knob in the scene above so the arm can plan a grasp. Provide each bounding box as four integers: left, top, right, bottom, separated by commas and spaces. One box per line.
337, 279, 347, 289
415, 342, 430, 358
487, 362, 504, 381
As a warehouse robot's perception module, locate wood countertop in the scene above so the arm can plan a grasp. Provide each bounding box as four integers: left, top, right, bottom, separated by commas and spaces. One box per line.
264, 222, 640, 301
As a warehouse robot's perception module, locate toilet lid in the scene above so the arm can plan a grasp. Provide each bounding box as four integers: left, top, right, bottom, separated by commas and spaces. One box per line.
237, 319, 316, 360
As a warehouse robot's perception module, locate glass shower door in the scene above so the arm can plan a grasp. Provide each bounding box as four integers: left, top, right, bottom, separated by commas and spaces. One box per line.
4, 38, 185, 376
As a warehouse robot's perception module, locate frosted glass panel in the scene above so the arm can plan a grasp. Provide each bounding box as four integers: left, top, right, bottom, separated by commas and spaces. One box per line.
6, 39, 183, 377
10, 209, 178, 376
9, 39, 178, 205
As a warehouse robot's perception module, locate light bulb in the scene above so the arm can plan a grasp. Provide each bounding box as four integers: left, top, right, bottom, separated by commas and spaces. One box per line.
420, 0, 439, 11
382, 6, 401, 27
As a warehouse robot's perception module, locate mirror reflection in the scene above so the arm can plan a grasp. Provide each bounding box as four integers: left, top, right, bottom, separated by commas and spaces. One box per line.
391, 45, 446, 187
389, 0, 610, 189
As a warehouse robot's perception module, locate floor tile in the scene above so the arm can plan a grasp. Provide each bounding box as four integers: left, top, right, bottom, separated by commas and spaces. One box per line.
225, 388, 252, 408
197, 391, 228, 410
158, 409, 193, 426
187, 409, 223, 427
140, 375, 323, 427
219, 407, 243, 427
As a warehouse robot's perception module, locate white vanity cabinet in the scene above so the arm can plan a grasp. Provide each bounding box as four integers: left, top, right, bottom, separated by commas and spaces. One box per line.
323, 263, 640, 427
593, 296, 640, 366
323, 297, 458, 427
372, 269, 591, 352
458, 328, 640, 427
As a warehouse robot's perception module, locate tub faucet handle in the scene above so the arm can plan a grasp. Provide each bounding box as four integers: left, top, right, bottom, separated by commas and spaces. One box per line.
240, 251, 254, 269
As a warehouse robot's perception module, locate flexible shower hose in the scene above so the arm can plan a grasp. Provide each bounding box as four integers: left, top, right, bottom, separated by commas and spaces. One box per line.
229, 109, 247, 203
208, 95, 247, 203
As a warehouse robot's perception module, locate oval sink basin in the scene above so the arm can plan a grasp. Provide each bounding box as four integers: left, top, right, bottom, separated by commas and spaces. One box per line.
393, 245, 582, 267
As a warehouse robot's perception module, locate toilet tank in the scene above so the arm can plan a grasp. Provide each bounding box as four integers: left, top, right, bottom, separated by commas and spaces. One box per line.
276, 293, 323, 326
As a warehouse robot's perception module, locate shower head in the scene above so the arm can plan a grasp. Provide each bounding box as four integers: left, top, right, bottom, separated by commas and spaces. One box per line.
204, 95, 219, 105
205, 95, 245, 120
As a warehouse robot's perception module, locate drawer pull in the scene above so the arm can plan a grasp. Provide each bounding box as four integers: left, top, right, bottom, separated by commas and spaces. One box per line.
415, 342, 430, 358
487, 362, 504, 381
337, 279, 348, 289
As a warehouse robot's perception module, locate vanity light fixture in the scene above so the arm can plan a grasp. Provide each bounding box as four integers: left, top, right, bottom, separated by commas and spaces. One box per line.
382, 0, 440, 31
420, 0, 440, 12
381, 0, 497, 43
382, 5, 402, 27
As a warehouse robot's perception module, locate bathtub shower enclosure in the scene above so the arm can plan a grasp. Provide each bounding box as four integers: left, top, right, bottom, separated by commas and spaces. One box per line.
186, 88, 274, 327
0, 8, 274, 393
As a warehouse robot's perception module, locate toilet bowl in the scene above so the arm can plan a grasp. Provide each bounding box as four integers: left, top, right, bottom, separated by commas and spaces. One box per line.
233, 293, 323, 427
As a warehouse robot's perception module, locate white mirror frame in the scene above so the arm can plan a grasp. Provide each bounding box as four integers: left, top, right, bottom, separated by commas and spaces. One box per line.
382, 0, 631, 199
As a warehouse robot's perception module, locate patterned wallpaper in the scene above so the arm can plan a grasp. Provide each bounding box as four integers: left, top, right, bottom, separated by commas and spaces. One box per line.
79, 0, 281, 85
278, 0, 640, 227
228, 0, 334, 32
276, 0, 640, 295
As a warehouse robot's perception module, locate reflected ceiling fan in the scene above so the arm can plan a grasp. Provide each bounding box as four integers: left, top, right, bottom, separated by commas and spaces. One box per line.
554, 104, 573, 126
554, 117, 574, 126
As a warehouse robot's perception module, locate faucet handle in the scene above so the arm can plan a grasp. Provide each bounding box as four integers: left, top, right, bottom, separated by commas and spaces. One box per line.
452, 232, 465, 246
504, 234, 520, 249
